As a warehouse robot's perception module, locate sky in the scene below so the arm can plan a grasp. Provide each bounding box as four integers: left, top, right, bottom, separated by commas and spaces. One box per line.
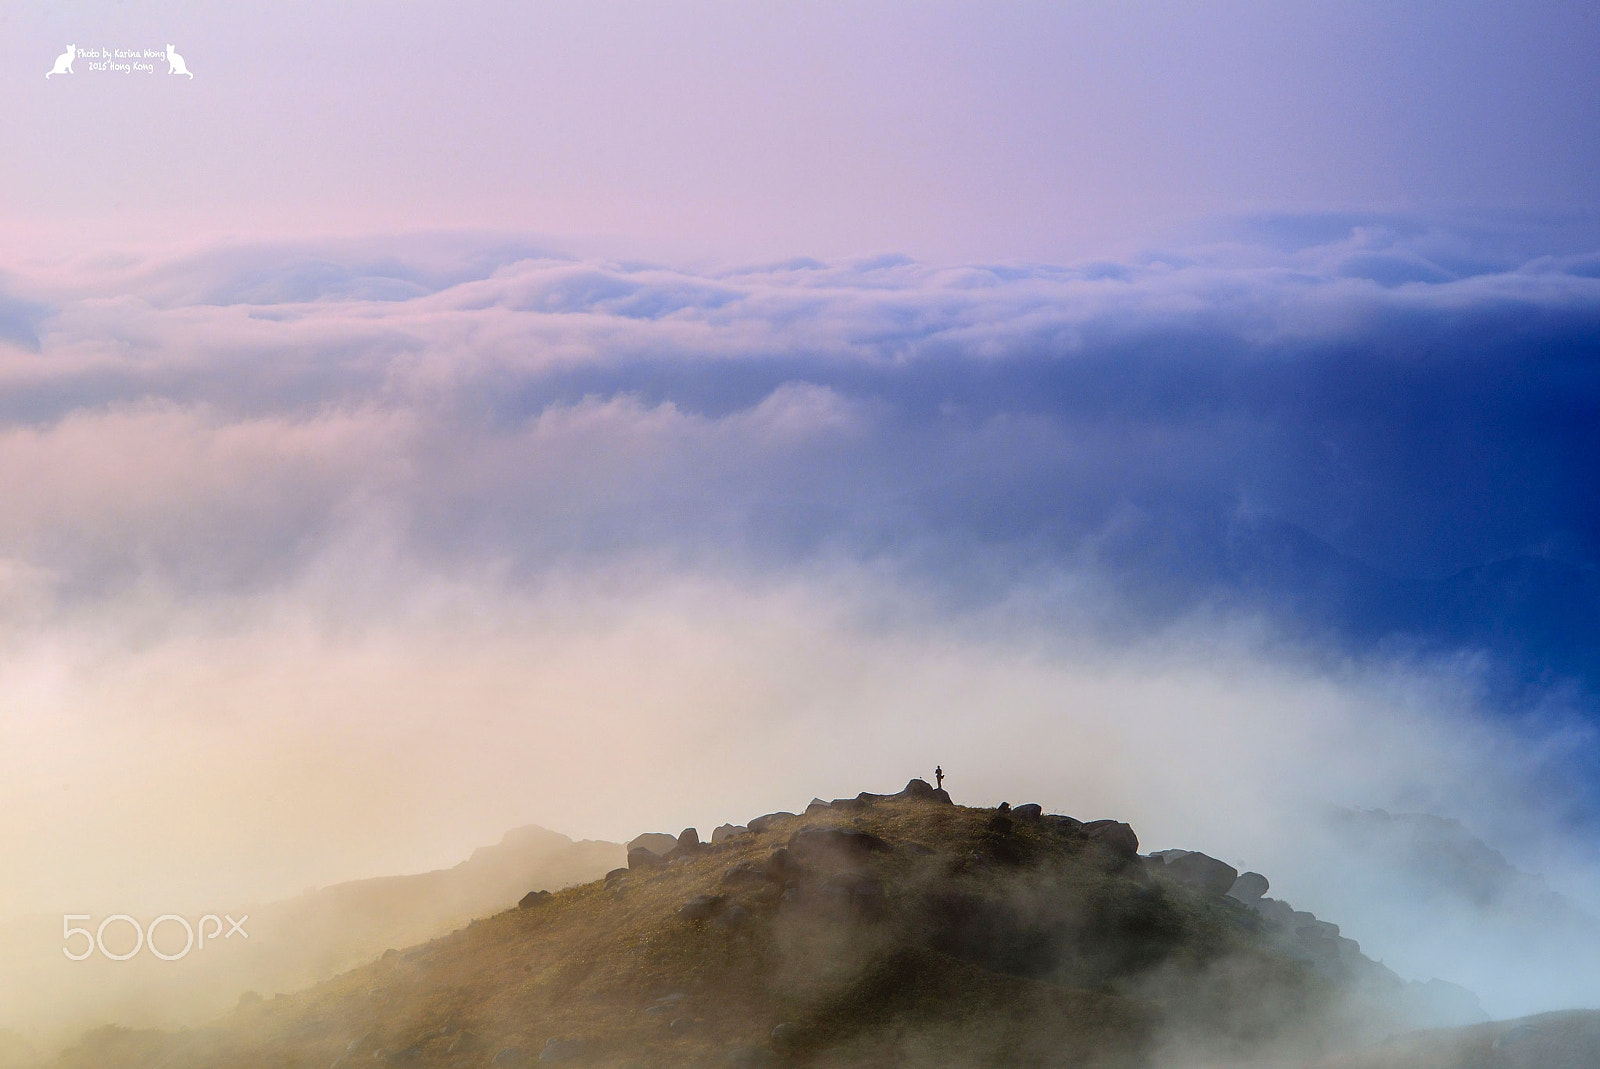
4, 2, 1600, 259
2, 0, 1600, 1022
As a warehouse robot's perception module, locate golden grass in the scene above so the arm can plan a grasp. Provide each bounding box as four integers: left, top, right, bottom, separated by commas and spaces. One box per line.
51, 798, 1338, 1069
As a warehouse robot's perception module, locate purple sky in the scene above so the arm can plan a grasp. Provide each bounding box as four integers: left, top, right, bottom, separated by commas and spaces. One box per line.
3, 1, 1600, 1025
5, 1, 1599, 261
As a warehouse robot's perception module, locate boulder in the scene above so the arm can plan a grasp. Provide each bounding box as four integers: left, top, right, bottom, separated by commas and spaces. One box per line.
627, 847, 663, 870
711, 904, 751, 930
723, 860, 778, 887
1165, 852, 1239, 896
894, 778, 953, 803
1251, 897, 1295, 927
666, 828, 709, 860
789, 827, 891, 862
1083, 819, 1140, 859
711, 823, 748, 843
492, 1048, 528, 1068
628, 832, 679, 856
819, 871, 888, 921
1227, 871, 1270, 902
986, 813, 1014, 836
518, 889, 553, 909
678, 894, 726, 923
1012, 803, 1043, 821
804, 797, 831, 814
747, 812, 794, 834
770, 1022, 802, 1050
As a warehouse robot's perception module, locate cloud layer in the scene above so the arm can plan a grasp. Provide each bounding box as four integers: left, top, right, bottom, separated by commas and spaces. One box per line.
5, 218, 1598, 664
1, 215, 1598, 1018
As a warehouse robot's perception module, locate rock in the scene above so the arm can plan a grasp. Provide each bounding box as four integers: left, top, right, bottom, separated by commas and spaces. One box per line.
1252, 897, 1296, 927
519, 889, 554, 909
711, 904, 751, 930
603, 868, 628, 884
805, 797, 831, 814
626, 846, 663, 869
1012, 803, 1043, 821
237, 990, 263, 1008
628, 832, 680, 856
1227, 871, 1270, 902
678, 894, 727, 922
538, 1037, 586, 1063
492, 1047, 528, 1068
723, 860, 777, 887
382, 1047, 423, 1064
788, 827, 891, 862
677, 827, 701, 849
819, 871, 888, 920
894, 778, 953, 803
986, 813, 1014, 835
747, 812, 794, 834
345, 1031, 372, 1052
1165, 852, 1239, 896
711, 823, 748, 843
668, 1017, 695, 1034
727, 1045, 772, 1068
1083, 820, 1140, 859
770, 1022, 801, 1050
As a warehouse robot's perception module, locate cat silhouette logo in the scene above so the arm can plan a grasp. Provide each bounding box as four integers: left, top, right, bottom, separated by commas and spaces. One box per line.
45, 44, 75, 79
166, 44, 193, 78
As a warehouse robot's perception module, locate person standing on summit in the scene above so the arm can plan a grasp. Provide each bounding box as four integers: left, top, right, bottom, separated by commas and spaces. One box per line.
935, 765, 944, 790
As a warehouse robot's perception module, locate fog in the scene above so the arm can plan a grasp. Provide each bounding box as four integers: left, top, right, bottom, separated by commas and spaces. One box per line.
1, 224, 1598, 1045
2, 558, 1597, 1024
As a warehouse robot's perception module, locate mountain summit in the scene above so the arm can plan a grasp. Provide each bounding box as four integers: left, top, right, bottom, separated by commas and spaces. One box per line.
47, 784, 1560, 1068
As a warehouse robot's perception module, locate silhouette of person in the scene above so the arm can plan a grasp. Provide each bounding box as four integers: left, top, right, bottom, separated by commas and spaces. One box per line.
934, 765, 944, 790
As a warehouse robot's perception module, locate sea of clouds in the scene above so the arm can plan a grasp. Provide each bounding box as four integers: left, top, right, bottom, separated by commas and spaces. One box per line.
1, 212, 1597, 1017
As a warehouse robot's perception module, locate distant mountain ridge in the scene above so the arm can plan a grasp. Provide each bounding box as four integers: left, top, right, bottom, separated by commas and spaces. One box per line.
0, 825, 623, 1048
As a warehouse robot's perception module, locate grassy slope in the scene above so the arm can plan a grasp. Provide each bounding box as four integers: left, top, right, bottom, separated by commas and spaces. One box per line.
53, 797, 1356, 1069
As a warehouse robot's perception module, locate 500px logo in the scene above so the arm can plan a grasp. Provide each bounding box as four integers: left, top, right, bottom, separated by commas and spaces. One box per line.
62, 913, 248, 961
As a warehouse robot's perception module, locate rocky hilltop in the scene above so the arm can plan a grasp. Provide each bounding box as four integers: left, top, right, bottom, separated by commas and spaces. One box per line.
45, 784, 1575, 1069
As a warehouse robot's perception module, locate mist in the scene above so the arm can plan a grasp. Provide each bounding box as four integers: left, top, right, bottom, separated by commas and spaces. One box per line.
1, 221, 1598, 1041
